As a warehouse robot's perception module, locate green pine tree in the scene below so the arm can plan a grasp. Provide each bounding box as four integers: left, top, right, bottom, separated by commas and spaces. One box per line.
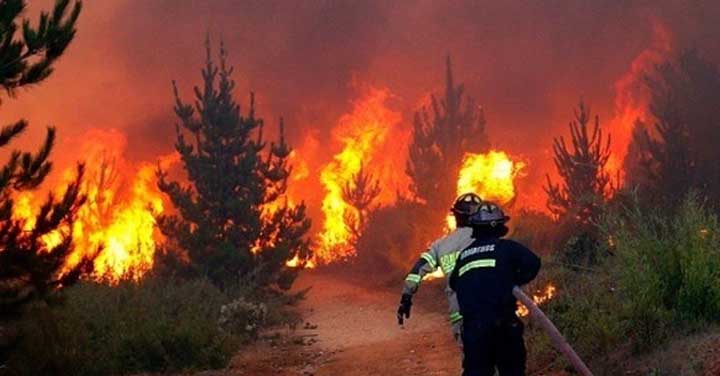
0, 0, 88, 353
342, 163, 381, 246
545, 101, 612, 224
406, 56, 489, 215
545, 102, 612, 266
157, 40, 311, 291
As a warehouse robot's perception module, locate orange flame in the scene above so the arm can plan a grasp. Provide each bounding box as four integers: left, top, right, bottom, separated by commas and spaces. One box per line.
516, 283, 556, 317
457, 150, 526, 204
11, 131, 176, 282
606, 21, 673, 182
447, 150, 525, 230
84, 162, 167, 280
315, 87, 408, 264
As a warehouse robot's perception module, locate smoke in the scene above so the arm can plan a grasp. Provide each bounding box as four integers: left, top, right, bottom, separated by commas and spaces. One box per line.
5, 0, 720, 213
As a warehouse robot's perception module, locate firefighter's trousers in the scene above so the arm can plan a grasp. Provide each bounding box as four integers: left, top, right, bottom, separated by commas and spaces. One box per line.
461, 316, 526, 376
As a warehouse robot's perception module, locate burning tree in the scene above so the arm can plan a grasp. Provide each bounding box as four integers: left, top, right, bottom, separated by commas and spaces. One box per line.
407, 56, 489, 214
625, 49, 720, 208
0, 0, 89, 349
157, 41, 311, 290
315, 87, 404, 263
545, 102, 612, 265
341, 163, 381, 246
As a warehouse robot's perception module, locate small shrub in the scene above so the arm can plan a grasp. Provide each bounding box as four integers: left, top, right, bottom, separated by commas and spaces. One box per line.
5, 277, 245, 375
218, 297, 268, 338
524, 260, 624, 375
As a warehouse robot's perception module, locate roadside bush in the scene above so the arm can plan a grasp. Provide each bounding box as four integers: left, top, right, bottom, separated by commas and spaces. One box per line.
5, 277, 269, 375
526, 194, 720, 374
607, 193, 720, 349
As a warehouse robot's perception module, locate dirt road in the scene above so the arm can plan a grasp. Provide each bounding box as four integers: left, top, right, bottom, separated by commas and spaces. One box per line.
229, 270, 462, 375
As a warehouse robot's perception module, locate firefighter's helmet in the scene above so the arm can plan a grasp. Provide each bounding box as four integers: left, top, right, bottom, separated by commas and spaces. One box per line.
451, 193, 483, 227
468, 200, 510, 227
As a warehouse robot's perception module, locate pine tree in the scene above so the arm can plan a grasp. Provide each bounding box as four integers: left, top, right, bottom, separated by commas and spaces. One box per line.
545, 101, 612, 225
545, 102, 613, 267
624, 49, 720, 208
0, 0, 88, 317
406, 56, 489, 214
157, 40, 310, 291
342, 163, 381, 245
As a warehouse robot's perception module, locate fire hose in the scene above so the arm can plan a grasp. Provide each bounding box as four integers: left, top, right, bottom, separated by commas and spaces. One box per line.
513, 286, 594, 376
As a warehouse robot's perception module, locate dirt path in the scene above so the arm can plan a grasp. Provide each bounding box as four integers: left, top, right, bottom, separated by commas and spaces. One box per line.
228, 271, 462, 375
294, 271, 461, 376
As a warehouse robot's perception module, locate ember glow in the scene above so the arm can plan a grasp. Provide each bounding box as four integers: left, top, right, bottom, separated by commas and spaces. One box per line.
517, 283, 557, 317
11, 132, 175, 282
315, 87, 409, 264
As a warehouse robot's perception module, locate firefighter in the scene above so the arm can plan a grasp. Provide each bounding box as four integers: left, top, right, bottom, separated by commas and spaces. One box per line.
397, 192, 483, 345
448, 200, 541, 376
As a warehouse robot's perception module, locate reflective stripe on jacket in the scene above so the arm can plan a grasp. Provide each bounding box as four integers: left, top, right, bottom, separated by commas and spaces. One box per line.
449, 237, 541, 322
402, 227, 474, 323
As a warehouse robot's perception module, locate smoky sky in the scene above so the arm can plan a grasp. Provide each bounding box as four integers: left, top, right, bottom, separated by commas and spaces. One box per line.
5, 0, 720, 207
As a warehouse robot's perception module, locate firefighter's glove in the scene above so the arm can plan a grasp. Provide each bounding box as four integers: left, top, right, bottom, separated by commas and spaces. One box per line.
397, 293, 413, 325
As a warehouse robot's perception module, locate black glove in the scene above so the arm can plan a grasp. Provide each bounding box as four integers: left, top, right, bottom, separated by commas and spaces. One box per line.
397, 293, 413, 325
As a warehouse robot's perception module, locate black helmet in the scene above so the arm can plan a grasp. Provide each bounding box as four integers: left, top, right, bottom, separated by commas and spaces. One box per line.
451, 193, 483, 227
468, 201, 510, 227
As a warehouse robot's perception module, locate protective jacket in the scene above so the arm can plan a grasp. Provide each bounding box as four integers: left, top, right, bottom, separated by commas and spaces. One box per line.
402, 227, 474, 325
449, 236, 541, 322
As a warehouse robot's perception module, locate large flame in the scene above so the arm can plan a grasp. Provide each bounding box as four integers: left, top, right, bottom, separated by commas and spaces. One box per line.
315, 87, 408, 264
457, 150, 526, 204
83, 161, 168, 280
446, 150, 525, 230
606, 21, 673, 181
11, 131, 175, 282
